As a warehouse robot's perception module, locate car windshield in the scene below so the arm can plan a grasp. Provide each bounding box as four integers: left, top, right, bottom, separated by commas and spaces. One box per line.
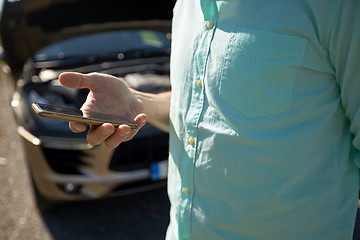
34, 30, 171, 62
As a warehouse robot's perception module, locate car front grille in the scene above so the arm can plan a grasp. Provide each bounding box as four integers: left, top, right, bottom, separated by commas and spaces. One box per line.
109, 133, 169, 172
42, 148, 89, 174
41, 132, 168, 175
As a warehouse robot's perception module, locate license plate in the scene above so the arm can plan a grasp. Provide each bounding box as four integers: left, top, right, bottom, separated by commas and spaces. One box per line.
150, 160, 168, 181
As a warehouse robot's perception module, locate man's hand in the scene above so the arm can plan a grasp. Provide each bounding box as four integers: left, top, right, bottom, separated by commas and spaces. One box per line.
58, 72, 147, 149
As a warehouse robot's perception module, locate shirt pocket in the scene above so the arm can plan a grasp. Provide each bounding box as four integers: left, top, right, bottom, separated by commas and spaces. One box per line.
219, 26, 308, 118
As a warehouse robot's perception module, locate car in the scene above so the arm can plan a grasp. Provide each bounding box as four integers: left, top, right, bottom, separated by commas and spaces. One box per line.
0, 0, 175, 211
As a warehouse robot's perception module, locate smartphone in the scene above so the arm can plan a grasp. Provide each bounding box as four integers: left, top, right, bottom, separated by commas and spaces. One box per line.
31, 103, 137, 129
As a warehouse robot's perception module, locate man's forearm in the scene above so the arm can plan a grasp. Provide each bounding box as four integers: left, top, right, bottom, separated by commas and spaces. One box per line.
131, 90, 171, 133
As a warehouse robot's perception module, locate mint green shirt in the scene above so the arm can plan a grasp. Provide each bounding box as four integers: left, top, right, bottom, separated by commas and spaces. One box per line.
167, 0, 360, 239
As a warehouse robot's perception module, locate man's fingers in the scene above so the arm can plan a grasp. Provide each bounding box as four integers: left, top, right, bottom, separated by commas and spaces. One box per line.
59, 72, 89, 89
59, 72, 105, 90
69, 121, 88, 133
103, 125, 132, 149
134, 113, 148, 128
59, 72, 120, 91
86, 124, 116, 146
103, 114, 148, 149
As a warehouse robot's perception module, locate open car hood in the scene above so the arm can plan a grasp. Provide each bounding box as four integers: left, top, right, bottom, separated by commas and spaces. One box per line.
0, 0, 175, 77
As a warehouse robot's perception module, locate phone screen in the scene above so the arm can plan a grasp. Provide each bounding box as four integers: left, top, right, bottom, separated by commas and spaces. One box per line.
32, 103, 137, 129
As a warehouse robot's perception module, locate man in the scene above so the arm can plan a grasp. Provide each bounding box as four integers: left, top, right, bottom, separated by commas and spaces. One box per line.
59, 0, 360, 239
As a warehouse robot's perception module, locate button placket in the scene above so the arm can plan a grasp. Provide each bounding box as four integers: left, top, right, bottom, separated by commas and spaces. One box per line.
178, 18, 216, 240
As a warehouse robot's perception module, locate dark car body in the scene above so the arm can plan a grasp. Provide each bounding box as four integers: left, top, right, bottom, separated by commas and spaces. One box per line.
0, 0, 175, 209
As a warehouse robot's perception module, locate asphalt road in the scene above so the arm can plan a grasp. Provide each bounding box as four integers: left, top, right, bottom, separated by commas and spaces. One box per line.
0, 66, 170, 240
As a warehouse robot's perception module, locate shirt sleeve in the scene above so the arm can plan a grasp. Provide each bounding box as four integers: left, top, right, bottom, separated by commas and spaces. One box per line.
329, 1, 360, 165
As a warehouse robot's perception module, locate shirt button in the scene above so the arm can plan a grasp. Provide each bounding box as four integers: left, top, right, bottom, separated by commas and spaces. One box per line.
183, 187, 190, 195
188, 136, 194, 145
205, 20, 214, 29
196, 80, 202, 88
